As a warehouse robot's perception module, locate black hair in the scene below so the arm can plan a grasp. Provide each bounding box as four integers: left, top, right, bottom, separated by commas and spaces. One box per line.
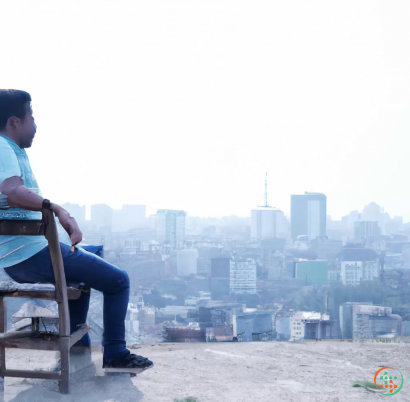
0, 90, 32, 130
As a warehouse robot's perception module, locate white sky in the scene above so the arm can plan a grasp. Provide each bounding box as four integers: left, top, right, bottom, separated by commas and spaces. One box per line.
1, 1, 410, 220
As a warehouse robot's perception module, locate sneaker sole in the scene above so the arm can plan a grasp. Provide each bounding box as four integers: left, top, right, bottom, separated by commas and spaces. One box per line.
104, 363, 153, 375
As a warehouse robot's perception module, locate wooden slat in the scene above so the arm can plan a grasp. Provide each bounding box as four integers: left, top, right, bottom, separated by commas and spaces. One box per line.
0, 220, 44, 236
0, 369, 60, 380
2, 335, 60, 351
0, 329, 37, 342
0, 288, 82, 300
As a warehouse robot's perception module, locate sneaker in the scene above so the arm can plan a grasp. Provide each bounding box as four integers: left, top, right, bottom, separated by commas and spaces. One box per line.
103, 351, 154, 374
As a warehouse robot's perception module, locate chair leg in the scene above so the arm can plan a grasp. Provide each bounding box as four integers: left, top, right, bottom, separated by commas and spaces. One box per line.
0, 297, 6, 402
58, 336, 70, 394
0, 297, 6, 370
0, 376, 4, 402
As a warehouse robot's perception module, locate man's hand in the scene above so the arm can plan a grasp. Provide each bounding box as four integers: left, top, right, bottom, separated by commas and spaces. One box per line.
52, 205, 83, 246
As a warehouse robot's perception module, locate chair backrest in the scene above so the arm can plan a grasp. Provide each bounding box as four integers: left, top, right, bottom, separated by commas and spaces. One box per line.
0, 208, 70, 336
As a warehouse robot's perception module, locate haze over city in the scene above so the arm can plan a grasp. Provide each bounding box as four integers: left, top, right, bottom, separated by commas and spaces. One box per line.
3, 1, 410, 401
1, 1, 410, 219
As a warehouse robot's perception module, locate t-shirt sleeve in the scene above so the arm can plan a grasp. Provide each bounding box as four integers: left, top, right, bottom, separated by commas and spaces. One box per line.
0, 137, 21, 183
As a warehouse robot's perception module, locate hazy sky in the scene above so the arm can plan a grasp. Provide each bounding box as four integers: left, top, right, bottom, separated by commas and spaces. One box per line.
1, 1, 410, 220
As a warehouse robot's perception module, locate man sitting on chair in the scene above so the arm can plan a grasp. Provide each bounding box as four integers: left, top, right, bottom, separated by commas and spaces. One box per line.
0, 89, 153, 372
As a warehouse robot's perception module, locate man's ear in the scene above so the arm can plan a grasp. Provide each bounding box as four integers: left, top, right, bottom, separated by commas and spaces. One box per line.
8, 116, 20, 129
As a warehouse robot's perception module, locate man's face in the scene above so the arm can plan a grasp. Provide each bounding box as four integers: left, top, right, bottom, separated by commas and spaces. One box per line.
16, 104, 37, 148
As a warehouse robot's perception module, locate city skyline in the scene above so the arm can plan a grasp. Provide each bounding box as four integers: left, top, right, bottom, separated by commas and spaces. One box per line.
63, 198, 407, 225
2, 2, 410, 220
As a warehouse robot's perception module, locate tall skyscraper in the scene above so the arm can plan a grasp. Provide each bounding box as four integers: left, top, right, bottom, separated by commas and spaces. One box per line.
155, 209, 186, 250
251, 172, 289, 239
291, 192, 327, 241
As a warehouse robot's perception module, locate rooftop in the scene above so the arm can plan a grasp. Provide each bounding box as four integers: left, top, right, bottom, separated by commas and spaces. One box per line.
156, 209, 186, 216
340, 248, 378, 262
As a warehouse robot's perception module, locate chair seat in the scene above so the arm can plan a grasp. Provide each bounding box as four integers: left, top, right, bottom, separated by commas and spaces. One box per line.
0, 280, 83, 300
0, 281, 55, 292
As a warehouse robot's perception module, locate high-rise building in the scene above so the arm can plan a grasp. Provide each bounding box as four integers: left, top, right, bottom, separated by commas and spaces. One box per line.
209, 257, 230, 300
91, 204, 113, 231
291, 192, 327, 241
229, 257, 257, 294
155, 209, 186, 250
339, 303, 401, 339
251, 207, 288, 239
354, 221, 380, 242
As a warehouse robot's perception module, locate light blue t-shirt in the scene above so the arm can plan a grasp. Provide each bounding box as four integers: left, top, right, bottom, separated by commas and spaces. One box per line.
0, 134, 69, 269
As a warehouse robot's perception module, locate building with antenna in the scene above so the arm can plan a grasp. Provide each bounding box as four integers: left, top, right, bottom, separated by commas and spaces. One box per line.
251, 173, 288, 239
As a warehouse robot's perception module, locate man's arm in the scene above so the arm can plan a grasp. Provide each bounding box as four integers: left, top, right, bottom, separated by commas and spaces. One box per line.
0, 176, 82, 246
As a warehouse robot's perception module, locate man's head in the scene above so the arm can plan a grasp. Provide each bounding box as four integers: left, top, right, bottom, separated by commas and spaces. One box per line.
0, 90, 36, 148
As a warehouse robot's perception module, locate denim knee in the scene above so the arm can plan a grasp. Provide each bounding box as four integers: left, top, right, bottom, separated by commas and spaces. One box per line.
122, 270, 130, 288
112, 269, 129, 292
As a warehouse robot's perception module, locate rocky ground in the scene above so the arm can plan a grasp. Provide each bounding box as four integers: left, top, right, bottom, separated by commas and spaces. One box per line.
3, 340, 410, 402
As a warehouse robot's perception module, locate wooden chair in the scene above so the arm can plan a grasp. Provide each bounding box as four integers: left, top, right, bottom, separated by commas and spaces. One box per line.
0, 208, 90, 394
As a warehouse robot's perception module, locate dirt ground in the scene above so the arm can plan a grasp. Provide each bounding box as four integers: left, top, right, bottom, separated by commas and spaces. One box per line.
3, 340, 410, 402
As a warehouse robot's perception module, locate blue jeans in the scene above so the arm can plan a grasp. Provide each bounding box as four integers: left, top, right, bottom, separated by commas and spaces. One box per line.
5, 243, 130, 362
